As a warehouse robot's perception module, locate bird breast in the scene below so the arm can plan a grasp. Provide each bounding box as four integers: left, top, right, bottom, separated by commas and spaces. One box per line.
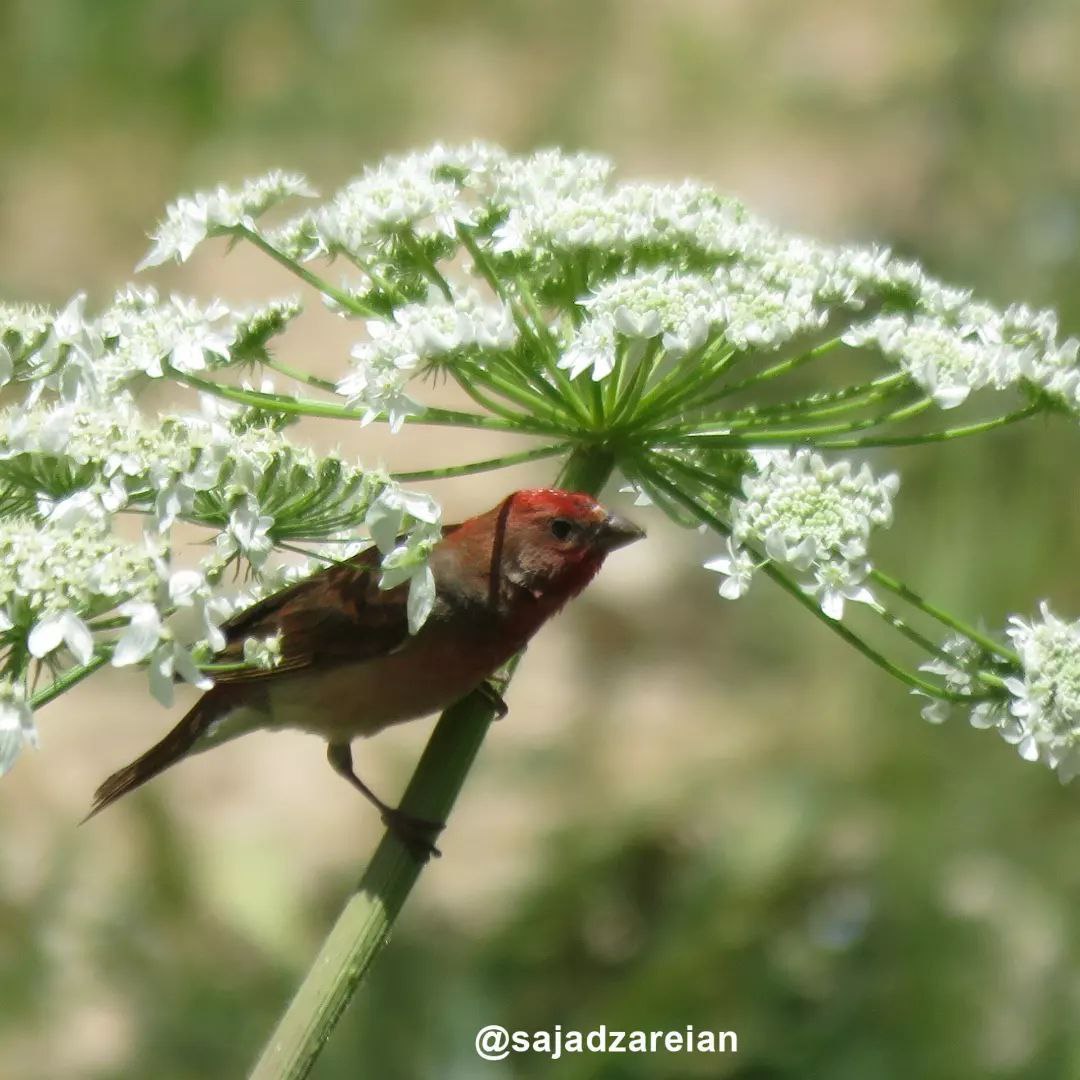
263, 620, 519, 740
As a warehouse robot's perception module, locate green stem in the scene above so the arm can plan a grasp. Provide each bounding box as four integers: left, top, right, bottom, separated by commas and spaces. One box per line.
444, 366, 531, 424
235, 227, 372, 315
869, 569, 1020, 664
391, 442, 572, 482
812, 403, 1042, 448
683, 336, 843, 414
715, 373, 909, 429
511, 277, 595, 426
249, 446, 615, 1080
652, 396, 933, 446
263, 357, 340, 394
635, 455, 973, 702
869, 603, 959, 665
455, 357, 571, 426
30, 651, 111, 710
340, 252, 409, 306
172, 369, 569, 436
627, 339, 736, 427
398, 232, 453, 300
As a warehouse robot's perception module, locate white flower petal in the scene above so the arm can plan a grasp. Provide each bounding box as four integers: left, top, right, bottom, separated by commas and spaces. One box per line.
28, 615, 65, 658
407, 566, 436, 634
112, 604, 163, 666
60, 612, 95, 666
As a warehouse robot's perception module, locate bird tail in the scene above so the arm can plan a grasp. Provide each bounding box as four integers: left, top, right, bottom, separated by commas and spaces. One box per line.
82, 688, 237, 822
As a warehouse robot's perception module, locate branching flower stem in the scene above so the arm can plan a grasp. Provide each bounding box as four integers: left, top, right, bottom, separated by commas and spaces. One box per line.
633, 453, 990, 703
234, 227, 374, 316
869, 569, 1021, 664
171, 368, 575, 437
391, 442, 573, 482
30, 651, 111, 711
813, 403, 1042, 449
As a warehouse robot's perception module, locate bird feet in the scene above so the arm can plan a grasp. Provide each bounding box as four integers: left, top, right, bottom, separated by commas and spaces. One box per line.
381, 806, 445, 862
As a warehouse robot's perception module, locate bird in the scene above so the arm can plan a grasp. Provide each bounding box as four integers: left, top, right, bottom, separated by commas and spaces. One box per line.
85, 488, 644, 857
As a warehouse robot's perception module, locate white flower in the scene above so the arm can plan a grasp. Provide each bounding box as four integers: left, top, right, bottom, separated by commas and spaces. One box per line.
803, 560, 875, 621
618, 482, 653, 508
112, 602, 164, 667
27, 611, 95, 665
559, 316, 618, 381
844, 315, 990, 408
312, 149, 483, 256
916, 696, 952, 725
365, 485, 439, 553
0, 683, 36, 776
1003, 603, 1080, 780
99, 288, 236, 378
362, 485, 442, 631
339, 290, 515, 426
146, 639, 213, 707
243, 633, 283, 670
729, 450, 897, 617
704, 538, 755, 599
582, 270, 716, 356
168, 570, 228, 653
406, 566, 437, 635
573, 271, 718, 372
138, 171, 316, 269
217, 500, 275, 569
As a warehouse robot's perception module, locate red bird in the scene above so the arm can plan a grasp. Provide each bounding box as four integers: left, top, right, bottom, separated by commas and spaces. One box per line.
87, 489, 644, 856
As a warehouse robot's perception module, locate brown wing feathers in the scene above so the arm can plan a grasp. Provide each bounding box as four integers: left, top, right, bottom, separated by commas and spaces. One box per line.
86, 534, 450, 818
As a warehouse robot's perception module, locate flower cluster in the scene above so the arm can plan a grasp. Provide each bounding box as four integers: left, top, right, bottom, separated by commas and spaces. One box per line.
0, 515, 221, 770
138, 170, 316, 269
916, 636, 1005, 727
11, 289, 289, 407
0, 516, 163, 632
844, 295, 1080, 413
1, 302, 52, 387
563, 265, 831, 380
338, 289, 517, 429
133, 143, 1080, 430
563, 272, 720, 381
0, 392, 367, 537
3, 140, 1078, 797
706, 450, 898, 618
918, 606, 1080, 783
0, 366, 443, 774
1003, 604, 1080, 780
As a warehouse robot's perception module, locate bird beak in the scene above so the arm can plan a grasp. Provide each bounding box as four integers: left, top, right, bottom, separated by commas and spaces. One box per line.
595, 511, 645, 552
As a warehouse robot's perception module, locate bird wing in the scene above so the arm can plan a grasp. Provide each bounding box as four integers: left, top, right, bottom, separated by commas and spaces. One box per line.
210, 545, 412, 683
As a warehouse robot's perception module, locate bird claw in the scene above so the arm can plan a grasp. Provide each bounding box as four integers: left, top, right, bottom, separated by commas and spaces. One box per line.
381, 806, 445, 861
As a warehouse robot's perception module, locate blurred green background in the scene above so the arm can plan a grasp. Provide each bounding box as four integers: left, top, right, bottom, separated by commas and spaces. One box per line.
4, 1, 1080, 1077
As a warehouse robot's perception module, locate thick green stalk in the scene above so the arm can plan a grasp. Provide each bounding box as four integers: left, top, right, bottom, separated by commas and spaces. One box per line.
249, 445, 615, 1080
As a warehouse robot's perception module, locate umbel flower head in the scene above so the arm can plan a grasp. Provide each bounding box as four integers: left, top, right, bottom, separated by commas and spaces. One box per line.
1003, 605, 1080, 780
916, 606, 1080, 783
2, 140, 1080, 797
129, 142, 1080, 428
707, 450, 898, 619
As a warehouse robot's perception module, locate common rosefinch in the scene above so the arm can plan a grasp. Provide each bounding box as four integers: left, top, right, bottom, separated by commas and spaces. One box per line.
86, 489, 643, 856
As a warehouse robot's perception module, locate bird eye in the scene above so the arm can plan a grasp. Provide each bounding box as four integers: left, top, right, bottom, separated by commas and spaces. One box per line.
549, 517, 574, 541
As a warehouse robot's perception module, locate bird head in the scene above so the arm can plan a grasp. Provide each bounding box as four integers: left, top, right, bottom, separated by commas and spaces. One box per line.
481, 488, 645, 605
